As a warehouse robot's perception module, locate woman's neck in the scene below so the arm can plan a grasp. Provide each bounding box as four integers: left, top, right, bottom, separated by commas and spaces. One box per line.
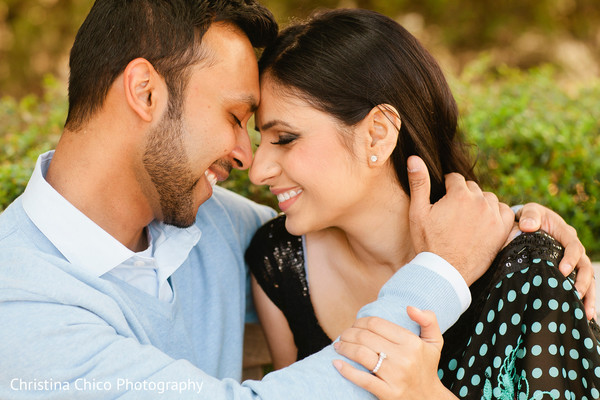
303, 175, 416, 340
328, 178, 415, 273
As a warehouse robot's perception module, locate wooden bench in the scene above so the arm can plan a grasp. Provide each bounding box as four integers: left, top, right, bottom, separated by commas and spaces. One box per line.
242, 323, 272, 381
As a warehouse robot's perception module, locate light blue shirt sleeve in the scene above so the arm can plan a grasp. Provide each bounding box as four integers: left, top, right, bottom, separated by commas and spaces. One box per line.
0, 253, 467, 399
126, 253, 468, 399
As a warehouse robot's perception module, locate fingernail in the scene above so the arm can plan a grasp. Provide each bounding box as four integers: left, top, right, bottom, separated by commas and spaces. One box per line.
559, 263, 571, 274
407, 157, 420, 173
333, 360, 343, 371
520, 218, 536, 229
333, 342, 340, 350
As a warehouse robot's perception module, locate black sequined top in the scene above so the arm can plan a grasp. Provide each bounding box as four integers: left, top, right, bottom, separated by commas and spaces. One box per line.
245, 214, 600, 398
245, 215, 330, 359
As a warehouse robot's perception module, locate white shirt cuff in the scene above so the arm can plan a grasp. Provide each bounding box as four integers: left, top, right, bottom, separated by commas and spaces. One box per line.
411, 252, 471, 313
511, 204, 524, 215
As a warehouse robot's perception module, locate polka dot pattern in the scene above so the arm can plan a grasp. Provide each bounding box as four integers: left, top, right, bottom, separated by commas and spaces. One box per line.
438, 232, 600, 399
249, 218, 600, 400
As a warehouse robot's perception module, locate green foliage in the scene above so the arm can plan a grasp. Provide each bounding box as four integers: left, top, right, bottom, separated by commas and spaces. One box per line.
1, 0, 599, 97
0, 66, 598, 257
262, 0, 600, 50
454, 60, 600, 258
0, 75, 65, 211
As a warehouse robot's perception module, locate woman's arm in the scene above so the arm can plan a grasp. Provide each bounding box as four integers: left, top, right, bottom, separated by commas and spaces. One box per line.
251, 275, 298, 370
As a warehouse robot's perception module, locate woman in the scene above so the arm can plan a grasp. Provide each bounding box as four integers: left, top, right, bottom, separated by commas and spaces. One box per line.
245, 8, 599, 399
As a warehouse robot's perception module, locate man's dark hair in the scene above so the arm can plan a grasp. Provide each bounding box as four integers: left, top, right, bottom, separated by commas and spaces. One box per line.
259, 8, 475, 203
66, 0, 277, 130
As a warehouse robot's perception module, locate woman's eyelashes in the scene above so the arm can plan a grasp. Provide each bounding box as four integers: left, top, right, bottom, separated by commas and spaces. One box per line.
270, 133, 298, 145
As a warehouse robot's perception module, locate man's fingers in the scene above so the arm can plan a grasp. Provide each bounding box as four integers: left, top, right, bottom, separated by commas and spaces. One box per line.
560, 239, 585, 277
582, 277, 597, 321
518, 203, 542, 232
499, 202, 516, 238
466, 180, 483, 195
407, 156, 431, 214
482, 191, 499, 205
443, 172, 467, 194
571, 251, 592, 295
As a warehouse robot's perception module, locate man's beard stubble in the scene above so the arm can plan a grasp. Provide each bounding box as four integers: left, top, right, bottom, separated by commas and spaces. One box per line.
142, 111, 198, 228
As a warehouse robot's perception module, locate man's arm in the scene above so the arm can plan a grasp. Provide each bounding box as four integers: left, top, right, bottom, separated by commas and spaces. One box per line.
0, 255, 463, 400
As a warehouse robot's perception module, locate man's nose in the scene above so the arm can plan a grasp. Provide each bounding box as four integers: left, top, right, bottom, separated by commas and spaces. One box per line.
230, 130, 253, 170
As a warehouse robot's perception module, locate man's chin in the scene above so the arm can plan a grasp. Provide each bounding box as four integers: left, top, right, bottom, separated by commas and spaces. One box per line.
162, 215, 197, 229
161, 204, 198, 229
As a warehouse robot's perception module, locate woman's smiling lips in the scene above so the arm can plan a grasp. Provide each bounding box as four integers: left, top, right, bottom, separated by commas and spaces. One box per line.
270, 187, 303, 212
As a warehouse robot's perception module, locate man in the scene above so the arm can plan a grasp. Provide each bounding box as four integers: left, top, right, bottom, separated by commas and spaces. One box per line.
0, 1, 591, 399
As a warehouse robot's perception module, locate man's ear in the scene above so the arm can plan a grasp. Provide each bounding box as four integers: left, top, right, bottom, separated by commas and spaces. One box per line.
363, 104, 401, 167
123, 58, 165, 122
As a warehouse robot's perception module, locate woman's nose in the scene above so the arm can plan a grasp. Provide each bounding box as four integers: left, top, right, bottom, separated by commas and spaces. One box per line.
249, 145, 280, 185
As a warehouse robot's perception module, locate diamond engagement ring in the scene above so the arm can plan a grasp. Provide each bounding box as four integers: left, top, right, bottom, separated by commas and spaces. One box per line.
371, 352, 387, 374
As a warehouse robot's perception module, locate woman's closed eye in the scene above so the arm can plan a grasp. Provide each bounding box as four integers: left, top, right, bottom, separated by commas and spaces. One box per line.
270, 133, 298, 145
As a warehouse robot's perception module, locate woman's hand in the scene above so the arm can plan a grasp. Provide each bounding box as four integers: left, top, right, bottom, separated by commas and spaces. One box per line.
333, 308, 457, 400
516, 203, 595, 320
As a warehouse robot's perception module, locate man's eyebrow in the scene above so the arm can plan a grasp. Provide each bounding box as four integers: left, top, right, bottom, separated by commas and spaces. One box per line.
242, 95, 259, 113
255, 119, 294, 132
226, 94, 258, 113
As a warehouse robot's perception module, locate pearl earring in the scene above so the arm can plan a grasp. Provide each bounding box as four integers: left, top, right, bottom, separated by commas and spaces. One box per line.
370, 155, 378, 163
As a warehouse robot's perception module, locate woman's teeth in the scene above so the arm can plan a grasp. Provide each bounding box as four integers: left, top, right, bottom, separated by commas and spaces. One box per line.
277, 189, 303, 203
205, 170, 218, 187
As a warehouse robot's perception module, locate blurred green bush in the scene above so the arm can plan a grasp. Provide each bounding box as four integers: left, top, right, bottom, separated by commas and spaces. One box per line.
2, 0, 599, 97
0, 75, 65, 212
1, 66, 598, 257
454, 60, 599, 258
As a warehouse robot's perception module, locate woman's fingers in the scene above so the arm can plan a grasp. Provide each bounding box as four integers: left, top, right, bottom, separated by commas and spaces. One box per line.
332, 359, 389, 397
406, 307, 443, 350
350, 317, 413, 344
334, 340, 382, 374
334, 310, 450, 400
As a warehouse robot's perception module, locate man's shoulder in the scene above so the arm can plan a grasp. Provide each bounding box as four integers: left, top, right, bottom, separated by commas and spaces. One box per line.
0, 196, 34, 248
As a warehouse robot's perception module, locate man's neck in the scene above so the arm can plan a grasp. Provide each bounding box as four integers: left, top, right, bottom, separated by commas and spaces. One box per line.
46, 130, 153, 252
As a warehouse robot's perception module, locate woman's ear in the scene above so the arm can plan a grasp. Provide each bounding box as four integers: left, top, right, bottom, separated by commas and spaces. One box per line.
123, 58, 166, 122
364, 104, 401, 167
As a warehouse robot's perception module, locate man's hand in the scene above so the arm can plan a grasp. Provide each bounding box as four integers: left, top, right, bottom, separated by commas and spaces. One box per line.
517, 203, 596, 320
407, 156, 514, 285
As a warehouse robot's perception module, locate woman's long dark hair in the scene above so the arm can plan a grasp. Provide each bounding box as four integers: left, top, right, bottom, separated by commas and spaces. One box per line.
258, 8, 476, 202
